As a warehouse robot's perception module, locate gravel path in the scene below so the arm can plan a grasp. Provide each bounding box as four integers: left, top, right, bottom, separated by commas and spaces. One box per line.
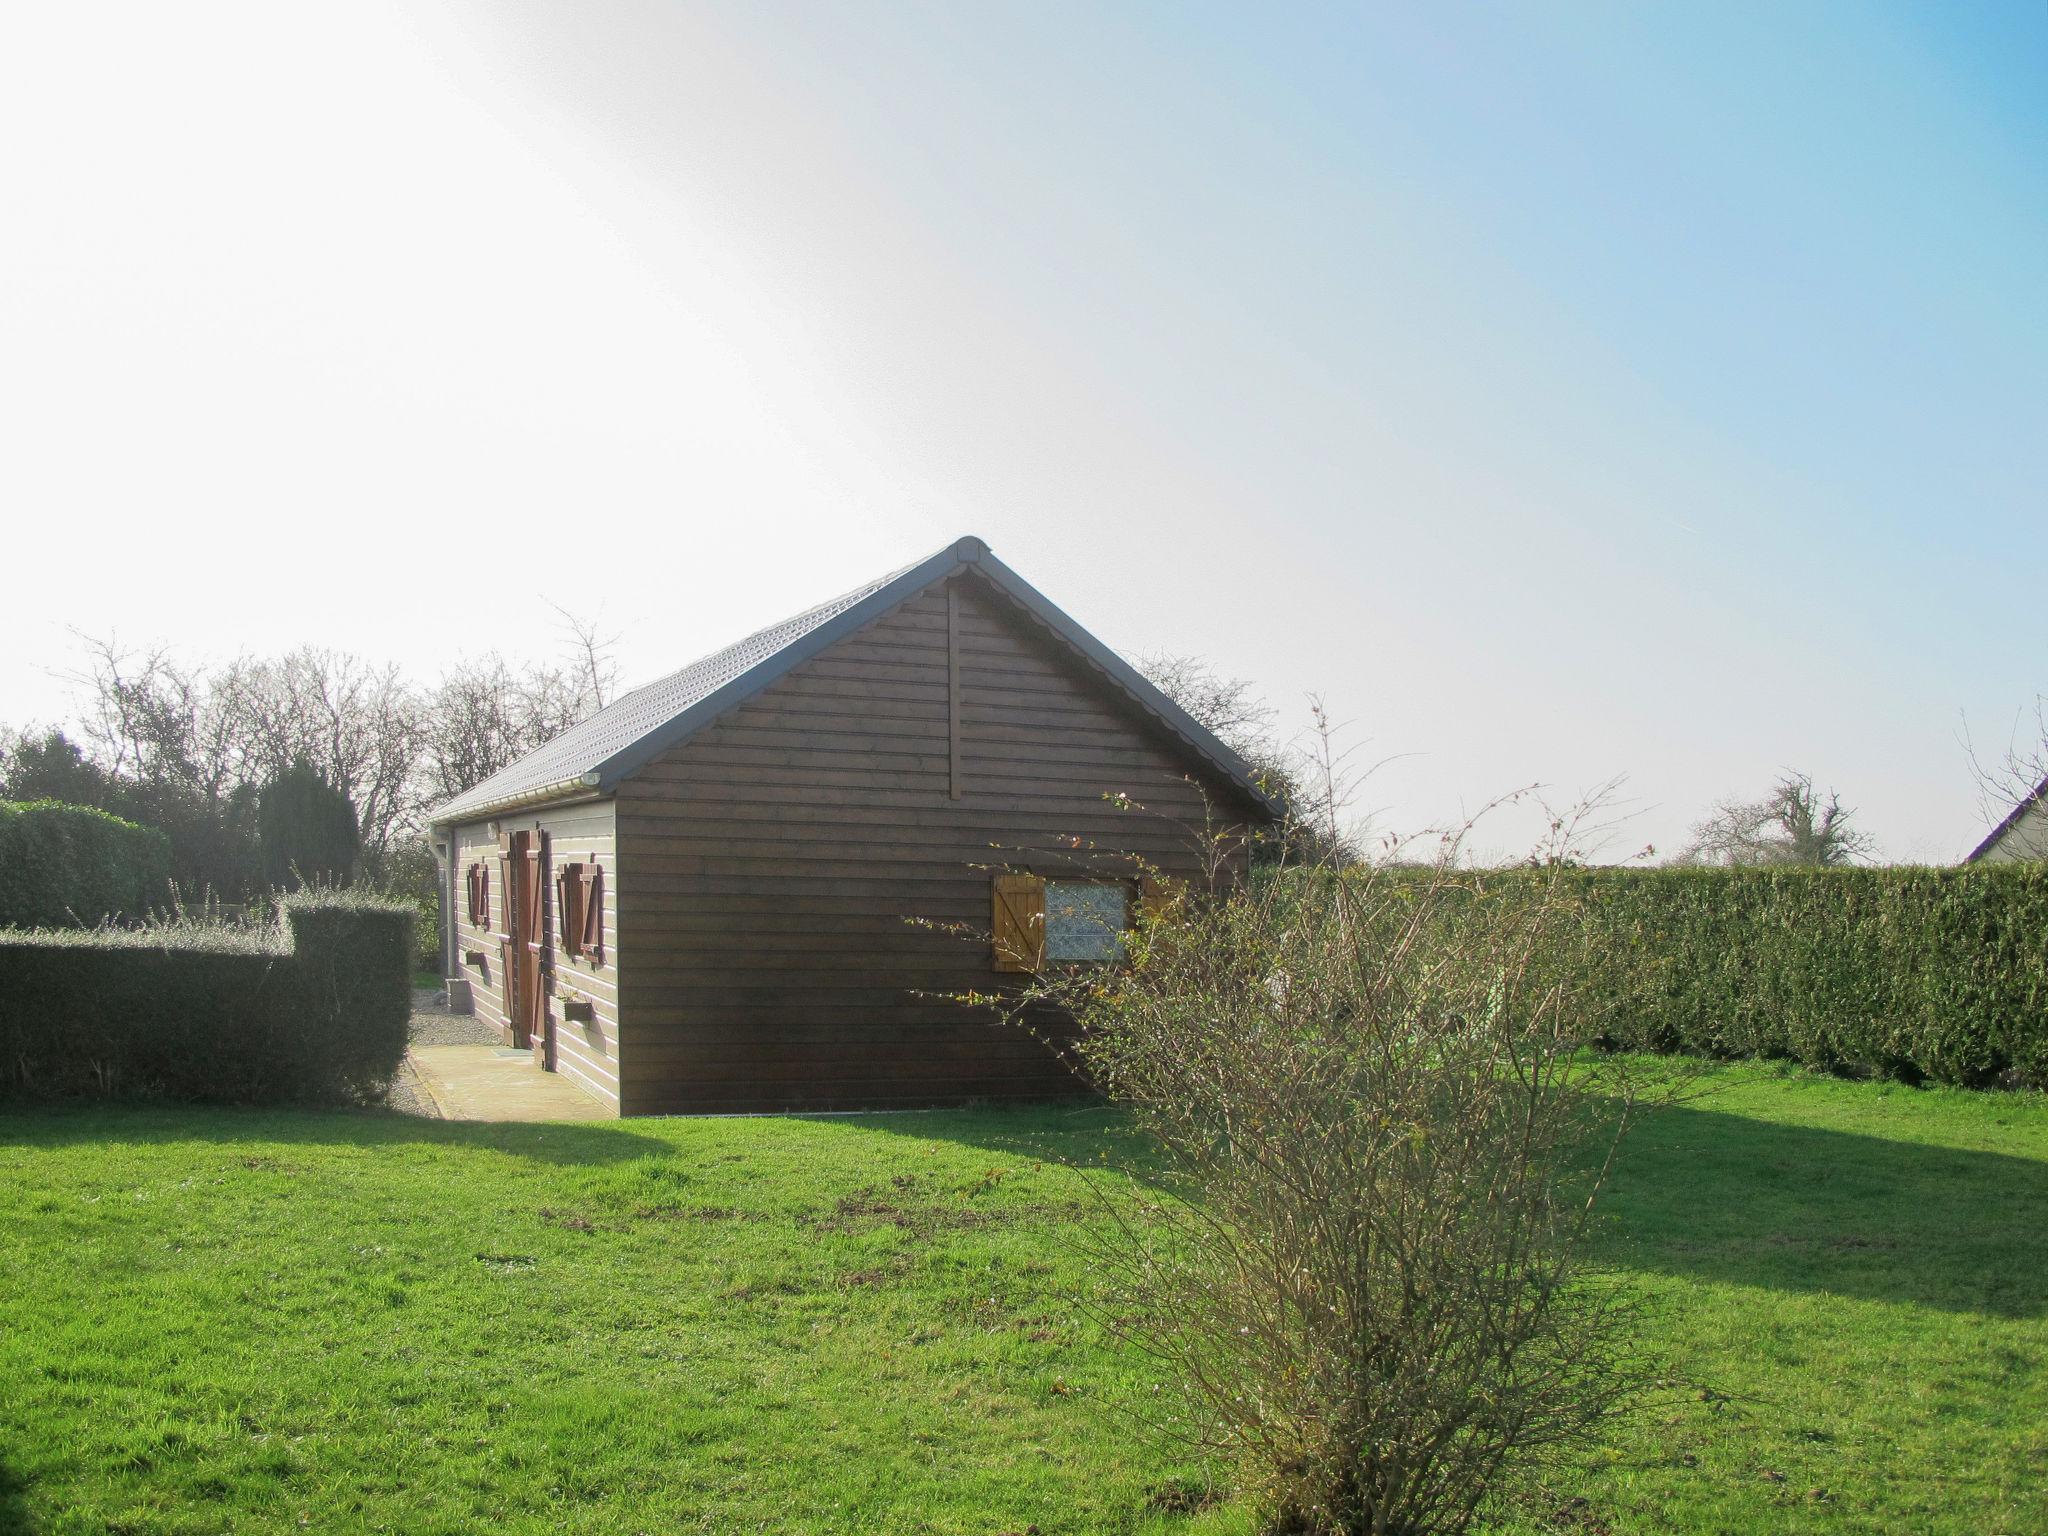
406, 985, 500, 1048
386, 986, 500, 1116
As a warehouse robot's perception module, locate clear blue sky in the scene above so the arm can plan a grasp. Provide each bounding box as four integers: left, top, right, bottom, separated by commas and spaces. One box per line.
1, 1, 2041, 859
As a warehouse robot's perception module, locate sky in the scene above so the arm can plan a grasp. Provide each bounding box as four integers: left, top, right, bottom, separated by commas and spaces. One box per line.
2, 1, 2042, 862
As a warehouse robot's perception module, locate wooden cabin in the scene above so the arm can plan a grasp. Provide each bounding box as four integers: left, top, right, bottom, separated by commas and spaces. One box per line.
426, 536, 1277, 1115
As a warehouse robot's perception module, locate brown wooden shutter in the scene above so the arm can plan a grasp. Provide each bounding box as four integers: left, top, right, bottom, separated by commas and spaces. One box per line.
495, 855, 509, 935
991, 873, 1046, 973
523, 847, 545, 945
1138, 876, 1186, 925
580, 866, 604, 961
557, 863, 585, 956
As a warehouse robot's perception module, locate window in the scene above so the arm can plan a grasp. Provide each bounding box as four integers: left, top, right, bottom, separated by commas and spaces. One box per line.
1044, 880, 1130, 962
992, 874, 1149, 972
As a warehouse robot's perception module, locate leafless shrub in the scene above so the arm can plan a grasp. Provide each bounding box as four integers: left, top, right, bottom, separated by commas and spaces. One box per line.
991, 792, 1657, 1535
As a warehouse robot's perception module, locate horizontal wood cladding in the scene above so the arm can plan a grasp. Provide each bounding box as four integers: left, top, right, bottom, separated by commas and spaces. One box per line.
614, 577, 1257, 1115
449, 800, 620, 1113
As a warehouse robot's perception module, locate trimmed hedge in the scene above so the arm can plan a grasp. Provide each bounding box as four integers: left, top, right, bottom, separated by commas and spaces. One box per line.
0, 891, 414, 1104
1413, 865, 2048, 1089
0, 799, 172, 928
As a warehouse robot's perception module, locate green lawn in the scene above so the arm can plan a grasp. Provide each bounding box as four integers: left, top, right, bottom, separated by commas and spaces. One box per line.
1, 1066, 2043, 1535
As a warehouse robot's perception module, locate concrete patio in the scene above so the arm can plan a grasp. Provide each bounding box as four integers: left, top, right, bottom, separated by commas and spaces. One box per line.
406, 1042, 613, 1122
389, 988, 612, 1122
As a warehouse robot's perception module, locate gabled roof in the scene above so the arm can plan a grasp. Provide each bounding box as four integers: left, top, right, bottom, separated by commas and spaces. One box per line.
428, 535, 1282, 826
1964, 774, 2048, 863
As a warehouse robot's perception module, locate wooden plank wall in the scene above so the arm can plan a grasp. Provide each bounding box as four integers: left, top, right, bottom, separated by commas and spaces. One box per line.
614, 575, 1257, 1115
448, 799, 621, 1112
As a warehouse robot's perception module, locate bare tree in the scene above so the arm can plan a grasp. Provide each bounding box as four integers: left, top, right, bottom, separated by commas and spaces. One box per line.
419, 656, 598, 805
1137, 652, 1275, 757
228, 649, 425, 851
1678, 771, 1875, 867
69, 633, 208, 791
549, 601, 622, 713
31, 607, 622, 891
1138, 653, 1357, 863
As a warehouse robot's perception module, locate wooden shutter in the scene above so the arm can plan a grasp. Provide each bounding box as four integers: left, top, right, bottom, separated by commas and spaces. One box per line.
557, 863, 586, 956
991, 873, 1046, 973
580, 866, 604, 962
1138, 876, 1187, 925
523, 847, 545, 945
494, 855, 509, 935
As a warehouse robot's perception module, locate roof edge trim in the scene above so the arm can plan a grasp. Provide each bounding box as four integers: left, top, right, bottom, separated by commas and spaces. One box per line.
963, 549, 1284, 818
584, 543, 975, 790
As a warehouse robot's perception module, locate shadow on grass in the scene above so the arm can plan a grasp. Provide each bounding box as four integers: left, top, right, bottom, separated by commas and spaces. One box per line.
849, 1095, 2048, 1320
1595, 1099, 2048, 1318
0, 1103, 679, 1167
0, 1458, 33, 1536
793, 1099, 1149, 1164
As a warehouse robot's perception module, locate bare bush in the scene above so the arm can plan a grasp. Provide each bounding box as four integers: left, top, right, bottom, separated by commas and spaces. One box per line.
993, 811, 1653, 1535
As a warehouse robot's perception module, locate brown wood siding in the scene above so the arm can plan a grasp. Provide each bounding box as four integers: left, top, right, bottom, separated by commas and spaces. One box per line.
615, 577, 1259, 1115
449, 799, 621, 1112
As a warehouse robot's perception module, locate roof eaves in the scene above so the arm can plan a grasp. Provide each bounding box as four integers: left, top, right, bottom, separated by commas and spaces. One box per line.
427, 774, 605, 829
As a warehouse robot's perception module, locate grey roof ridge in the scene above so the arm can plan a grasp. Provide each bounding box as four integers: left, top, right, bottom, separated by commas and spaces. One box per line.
431, 534, 1281, 825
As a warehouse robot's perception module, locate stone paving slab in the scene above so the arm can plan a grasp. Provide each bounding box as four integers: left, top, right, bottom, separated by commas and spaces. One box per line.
407, 1043, 614, 1122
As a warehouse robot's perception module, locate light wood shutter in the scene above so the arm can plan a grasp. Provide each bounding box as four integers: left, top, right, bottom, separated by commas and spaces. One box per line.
992, 873, 1046, 973
1138, 876, 1187, 925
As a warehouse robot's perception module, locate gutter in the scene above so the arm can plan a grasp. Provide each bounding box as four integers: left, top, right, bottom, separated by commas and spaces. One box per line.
427, 771, 605, 830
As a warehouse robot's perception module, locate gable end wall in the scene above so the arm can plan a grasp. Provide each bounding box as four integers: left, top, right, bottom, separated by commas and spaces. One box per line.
613, 576, 1257, 1115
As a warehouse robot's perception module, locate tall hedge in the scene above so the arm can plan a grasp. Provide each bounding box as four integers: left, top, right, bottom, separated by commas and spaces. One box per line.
0, 891, 413, 1104
0, 799, 172, 929
1392, 865, 2048, 1089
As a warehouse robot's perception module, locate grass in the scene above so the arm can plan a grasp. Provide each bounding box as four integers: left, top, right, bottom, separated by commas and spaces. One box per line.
0, 1065, 2042, 1535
